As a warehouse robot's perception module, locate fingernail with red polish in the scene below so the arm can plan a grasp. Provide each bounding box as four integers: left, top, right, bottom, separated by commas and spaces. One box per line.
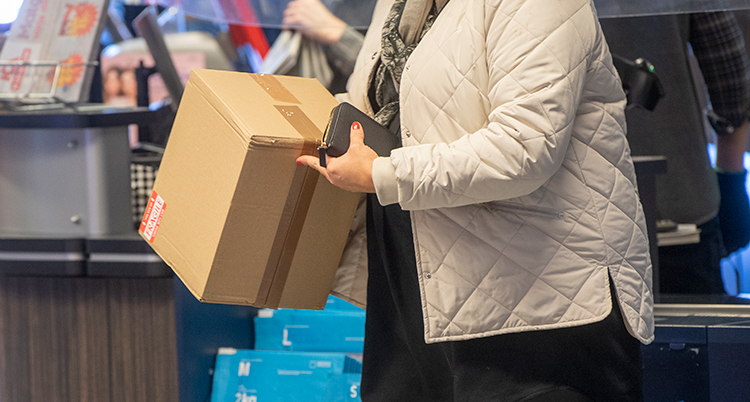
296, 160, 303, 166
352, 121, 360, 130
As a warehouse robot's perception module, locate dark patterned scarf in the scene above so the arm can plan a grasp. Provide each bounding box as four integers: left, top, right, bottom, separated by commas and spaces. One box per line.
372, 0, 445, 128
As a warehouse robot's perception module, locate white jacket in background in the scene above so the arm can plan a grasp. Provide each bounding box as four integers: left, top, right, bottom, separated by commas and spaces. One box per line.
332, 0, 655, 344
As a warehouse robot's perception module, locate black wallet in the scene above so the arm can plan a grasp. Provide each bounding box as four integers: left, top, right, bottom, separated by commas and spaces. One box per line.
318, 102, 399, 167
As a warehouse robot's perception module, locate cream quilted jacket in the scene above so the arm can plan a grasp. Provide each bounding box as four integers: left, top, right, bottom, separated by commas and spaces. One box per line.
331, 0, 655, 344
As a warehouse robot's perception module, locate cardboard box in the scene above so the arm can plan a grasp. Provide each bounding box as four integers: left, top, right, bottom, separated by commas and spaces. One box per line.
139, 69, 360, 309
254, 308, 365, 353
210, 348, 362, 402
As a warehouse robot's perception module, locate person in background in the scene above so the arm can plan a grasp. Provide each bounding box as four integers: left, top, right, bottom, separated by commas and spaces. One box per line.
601, 12, 750, 295
299, 0, 654, 400
282, 0, 364, 94
119, 68, 138, 105
102, 66, 123, 104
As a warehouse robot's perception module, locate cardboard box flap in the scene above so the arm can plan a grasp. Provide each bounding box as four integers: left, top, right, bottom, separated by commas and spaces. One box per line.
189, 69, 331, 145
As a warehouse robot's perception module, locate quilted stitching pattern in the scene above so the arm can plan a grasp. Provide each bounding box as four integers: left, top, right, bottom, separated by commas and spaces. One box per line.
345, 0, 654, 344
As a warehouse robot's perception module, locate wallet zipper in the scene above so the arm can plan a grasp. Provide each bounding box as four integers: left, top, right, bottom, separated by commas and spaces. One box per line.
321, 105, 338, 149
317, 107, 338, 167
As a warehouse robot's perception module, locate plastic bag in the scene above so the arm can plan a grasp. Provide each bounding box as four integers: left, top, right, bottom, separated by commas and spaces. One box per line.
258, 30, 302, 75
259, 30, 333, 88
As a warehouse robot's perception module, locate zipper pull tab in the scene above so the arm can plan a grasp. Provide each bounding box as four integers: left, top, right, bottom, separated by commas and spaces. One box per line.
318, 145, 327, 168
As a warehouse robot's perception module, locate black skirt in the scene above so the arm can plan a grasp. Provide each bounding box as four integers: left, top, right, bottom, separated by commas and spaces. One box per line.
360, 194, 644, 402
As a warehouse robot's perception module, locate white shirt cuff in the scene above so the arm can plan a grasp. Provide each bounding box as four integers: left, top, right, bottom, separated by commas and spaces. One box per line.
372, 157, 399, 206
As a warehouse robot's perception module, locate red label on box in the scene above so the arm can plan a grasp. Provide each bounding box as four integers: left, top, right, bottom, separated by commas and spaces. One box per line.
140, 190, 166, 243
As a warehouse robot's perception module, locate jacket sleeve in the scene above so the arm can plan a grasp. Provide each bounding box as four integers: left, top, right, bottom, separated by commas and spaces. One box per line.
373, 0, 604, 209
326, 26, 365, 79
689, 12, 750, 132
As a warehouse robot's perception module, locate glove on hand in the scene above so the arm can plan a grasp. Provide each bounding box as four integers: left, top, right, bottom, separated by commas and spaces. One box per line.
717, 169, 750, 254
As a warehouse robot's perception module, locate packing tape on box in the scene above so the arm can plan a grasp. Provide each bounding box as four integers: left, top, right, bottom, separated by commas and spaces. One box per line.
252, 73, 322, 143
251, 74, 325, 308
274, 105, 323, 143
251, 74, 301, 104
260, 163, 319, 308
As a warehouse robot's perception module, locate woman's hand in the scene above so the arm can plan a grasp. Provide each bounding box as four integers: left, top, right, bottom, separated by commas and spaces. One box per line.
296, 121, 378, 193
282, 0, 347, 45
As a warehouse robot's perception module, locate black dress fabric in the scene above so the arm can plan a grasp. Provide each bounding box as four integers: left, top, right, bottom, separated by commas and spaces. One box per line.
659, 215, 727, 294
360, 194, 645, 402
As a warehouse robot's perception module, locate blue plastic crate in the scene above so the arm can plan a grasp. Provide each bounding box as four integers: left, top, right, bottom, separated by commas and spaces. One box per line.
210, 349, 362, 402
325, 295, 364, 312
325, 372, 362, 402
254, 308, 365, 353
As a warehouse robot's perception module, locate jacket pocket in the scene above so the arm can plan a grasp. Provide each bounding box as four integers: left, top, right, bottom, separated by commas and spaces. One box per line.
482, 201, 565, 220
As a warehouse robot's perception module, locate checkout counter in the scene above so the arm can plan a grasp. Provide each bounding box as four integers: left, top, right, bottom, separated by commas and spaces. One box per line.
645, 297, 750, 402
0, 106, 180, 401
633, 148, 750, 402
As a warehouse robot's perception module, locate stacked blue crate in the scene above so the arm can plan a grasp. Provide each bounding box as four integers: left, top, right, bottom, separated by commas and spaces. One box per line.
254, 307, 365, 353
210, 348, 362, 402
323, 295, 364, 312
210, 296, 365, 402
